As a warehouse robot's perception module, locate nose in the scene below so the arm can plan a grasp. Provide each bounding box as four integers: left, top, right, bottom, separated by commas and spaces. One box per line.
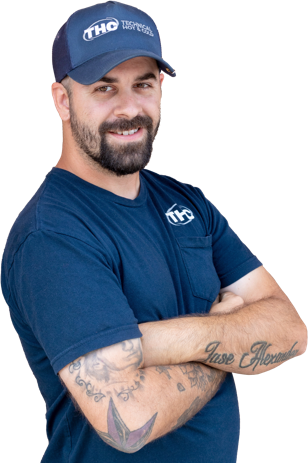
113, 89, 142, 120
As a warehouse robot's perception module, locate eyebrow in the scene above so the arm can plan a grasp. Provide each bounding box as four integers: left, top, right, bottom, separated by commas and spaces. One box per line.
98, 72, 157, 84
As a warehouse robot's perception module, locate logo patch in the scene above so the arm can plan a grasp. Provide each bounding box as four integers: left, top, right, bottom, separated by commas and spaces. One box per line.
165, 204, 195, 226
83, 17, 119, 41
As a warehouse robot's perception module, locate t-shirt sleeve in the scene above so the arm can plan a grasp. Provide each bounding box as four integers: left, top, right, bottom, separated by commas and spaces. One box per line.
195, 188, 262, 288
11, 230, 142, 374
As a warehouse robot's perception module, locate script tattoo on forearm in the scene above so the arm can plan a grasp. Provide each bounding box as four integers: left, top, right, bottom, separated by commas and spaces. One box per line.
203, 342, 235, 365
201, 341, 299, 371
239, 341, 299, 371
96, 398, 157, 453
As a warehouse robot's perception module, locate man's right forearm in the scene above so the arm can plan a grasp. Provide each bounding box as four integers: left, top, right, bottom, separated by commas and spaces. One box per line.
95, 362, 226, 451
60, 340, 226, 453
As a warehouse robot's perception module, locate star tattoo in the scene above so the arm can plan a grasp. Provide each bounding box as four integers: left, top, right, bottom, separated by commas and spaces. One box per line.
96, 398, 157, 453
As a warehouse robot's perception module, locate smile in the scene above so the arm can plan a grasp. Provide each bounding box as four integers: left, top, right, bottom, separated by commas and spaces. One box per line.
113, 128, 139, 136
108, 127, 144, 140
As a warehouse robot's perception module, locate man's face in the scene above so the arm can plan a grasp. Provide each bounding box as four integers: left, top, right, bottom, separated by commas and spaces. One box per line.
66, 57, 163, 176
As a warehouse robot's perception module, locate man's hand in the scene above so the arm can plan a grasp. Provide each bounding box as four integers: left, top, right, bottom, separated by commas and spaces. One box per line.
210, 291, 244, 315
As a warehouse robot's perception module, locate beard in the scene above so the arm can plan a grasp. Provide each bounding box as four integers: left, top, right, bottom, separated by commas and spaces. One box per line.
69, 103, 160, 177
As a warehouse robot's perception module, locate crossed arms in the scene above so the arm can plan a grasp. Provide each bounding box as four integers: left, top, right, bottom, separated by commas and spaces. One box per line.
59, 266, 307, 453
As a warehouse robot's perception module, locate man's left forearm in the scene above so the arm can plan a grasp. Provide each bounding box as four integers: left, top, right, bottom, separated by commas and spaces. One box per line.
139, 296, 307, 375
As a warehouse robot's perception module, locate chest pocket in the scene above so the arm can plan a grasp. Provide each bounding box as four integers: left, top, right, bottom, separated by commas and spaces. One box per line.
176, 235, 221, 301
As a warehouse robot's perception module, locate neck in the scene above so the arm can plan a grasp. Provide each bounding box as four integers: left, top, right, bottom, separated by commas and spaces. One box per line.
56, 157, 141, 200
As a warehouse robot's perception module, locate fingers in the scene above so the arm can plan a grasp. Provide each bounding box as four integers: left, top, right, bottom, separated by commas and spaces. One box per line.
220, 292, 244, 306
210, 291, 244, 315
220, 291, 237, 301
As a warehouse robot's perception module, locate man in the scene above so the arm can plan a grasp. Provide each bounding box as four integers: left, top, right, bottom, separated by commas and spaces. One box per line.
1, 2, 306, 462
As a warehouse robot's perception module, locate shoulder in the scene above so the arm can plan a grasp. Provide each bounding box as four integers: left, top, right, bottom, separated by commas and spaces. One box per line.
141, 169, 221, 233
141, 169, 205, 200
1, 169, 105, 283
4, 168, 70, 245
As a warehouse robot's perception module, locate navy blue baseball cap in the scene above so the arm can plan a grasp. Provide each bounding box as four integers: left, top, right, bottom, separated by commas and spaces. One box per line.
52, 1, 176, 85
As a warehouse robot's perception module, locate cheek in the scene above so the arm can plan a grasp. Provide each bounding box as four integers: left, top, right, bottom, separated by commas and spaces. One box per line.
143, 98, 161, 122
78, 99, 112, 125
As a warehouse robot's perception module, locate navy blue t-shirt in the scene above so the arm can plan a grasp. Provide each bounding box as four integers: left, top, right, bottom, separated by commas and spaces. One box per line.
1, 168, 262, 463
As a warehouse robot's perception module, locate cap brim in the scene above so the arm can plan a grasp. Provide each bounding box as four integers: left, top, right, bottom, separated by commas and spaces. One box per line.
68, 48, 176, 84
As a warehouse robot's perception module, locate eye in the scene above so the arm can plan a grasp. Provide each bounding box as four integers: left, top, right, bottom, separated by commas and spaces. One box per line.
135, 83, 151, 89
96, 85, 113, 93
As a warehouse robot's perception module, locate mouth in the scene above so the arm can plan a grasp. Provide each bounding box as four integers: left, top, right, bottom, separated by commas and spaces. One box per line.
107, 127, 144, 141
111, 128, 139, 136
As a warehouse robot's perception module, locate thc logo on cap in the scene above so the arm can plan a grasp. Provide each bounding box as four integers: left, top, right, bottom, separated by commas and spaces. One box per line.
83, 17, 119, 41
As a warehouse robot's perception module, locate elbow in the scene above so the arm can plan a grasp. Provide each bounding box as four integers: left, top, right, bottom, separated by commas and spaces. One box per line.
94, 399, 157, 454
298, 340, 307, 357
111, 444, 145, 455
297, 321, 307, 356
96, 427, 145, 453
121, 448, 144, 455
299, 325, 308, 355
299, 347, 307, 358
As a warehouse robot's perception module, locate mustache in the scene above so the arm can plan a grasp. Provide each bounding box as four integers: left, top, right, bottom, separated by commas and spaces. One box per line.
99, 115, 153, 134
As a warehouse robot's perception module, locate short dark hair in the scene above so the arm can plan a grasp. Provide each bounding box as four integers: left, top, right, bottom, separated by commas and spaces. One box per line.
61, 76, 72, 97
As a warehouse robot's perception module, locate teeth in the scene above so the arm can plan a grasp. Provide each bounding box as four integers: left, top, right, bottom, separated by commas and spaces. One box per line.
115, 128, 139, 136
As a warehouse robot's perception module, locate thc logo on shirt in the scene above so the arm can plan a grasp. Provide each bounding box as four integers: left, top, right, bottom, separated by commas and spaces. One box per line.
165, 204, 195, 226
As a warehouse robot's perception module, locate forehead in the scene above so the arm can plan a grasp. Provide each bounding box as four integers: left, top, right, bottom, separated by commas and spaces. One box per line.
100, 56, 159, 80
69, 57, 160, 94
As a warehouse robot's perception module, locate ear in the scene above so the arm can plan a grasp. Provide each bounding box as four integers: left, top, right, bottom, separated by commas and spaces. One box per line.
51, 82, 70, 121
159, 73, 164, 87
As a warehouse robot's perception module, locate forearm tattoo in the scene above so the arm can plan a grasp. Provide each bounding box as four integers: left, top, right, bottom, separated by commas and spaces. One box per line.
66, 338, 226, 451
178, 364, 208, 391
96, 398, 157, 453
201, 340, 299, 371
116, 370, 146, 402
155, 365, 172, 379
68, 339, 145, 404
